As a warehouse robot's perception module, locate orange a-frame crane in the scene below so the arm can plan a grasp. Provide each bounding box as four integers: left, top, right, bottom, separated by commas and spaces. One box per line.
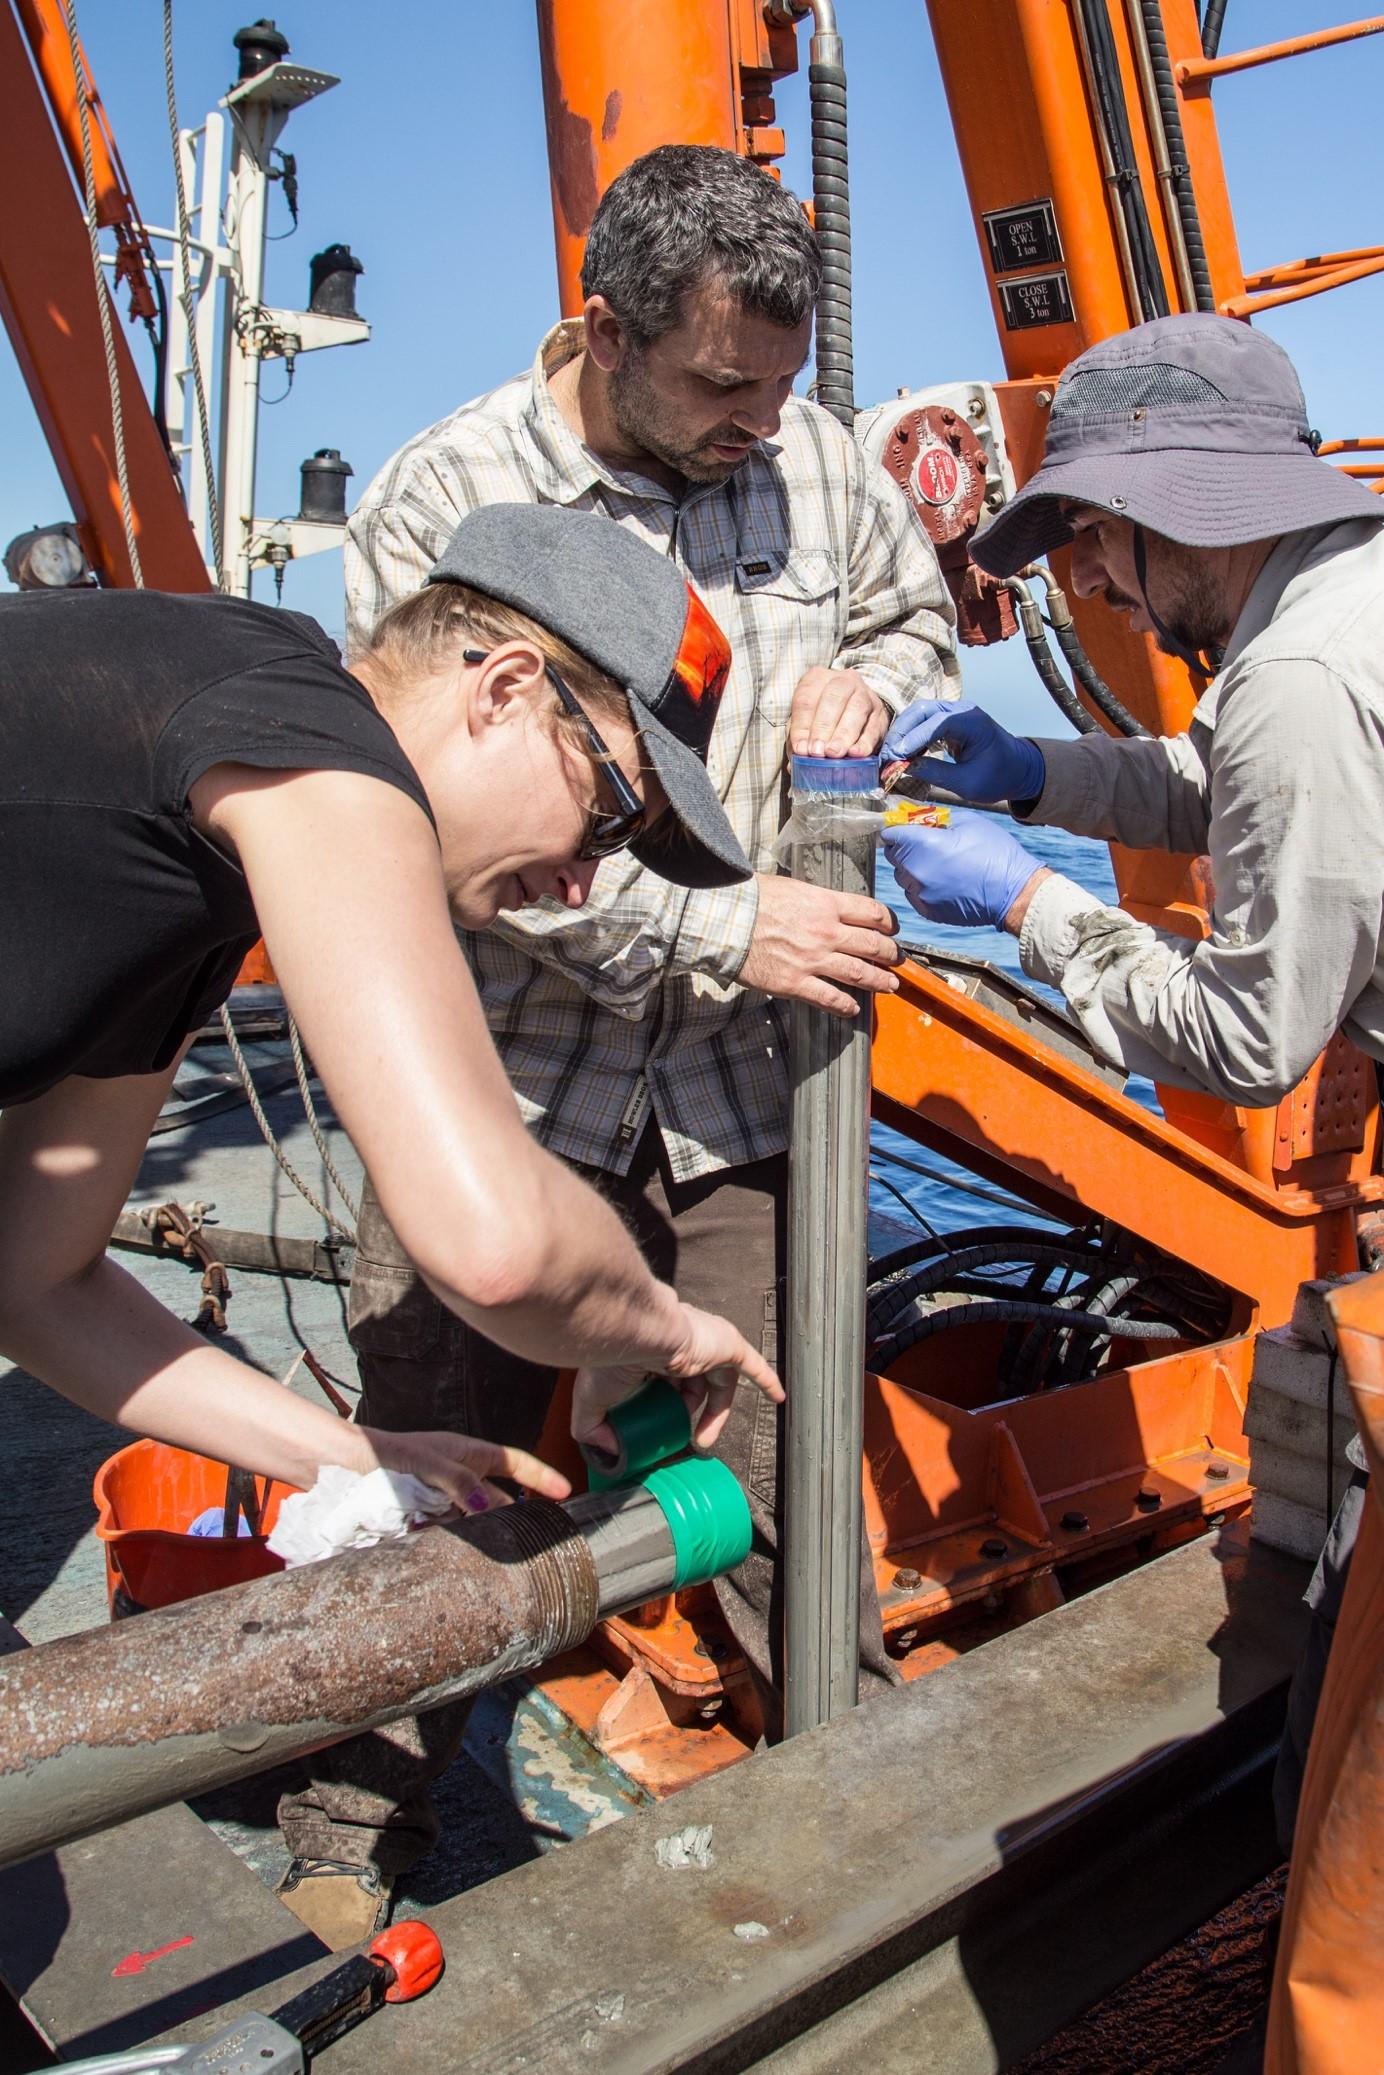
514, 0, 1384, 1783
7, 0, 1384, 1763
3, 7, 1382, 2061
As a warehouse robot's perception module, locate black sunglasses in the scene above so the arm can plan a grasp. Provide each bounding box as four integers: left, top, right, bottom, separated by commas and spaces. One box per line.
462, 648, 646, 860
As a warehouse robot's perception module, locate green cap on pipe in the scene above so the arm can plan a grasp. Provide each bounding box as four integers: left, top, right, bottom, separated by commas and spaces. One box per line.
582, 1378, 693, 1491
641, 1457, 752, 1588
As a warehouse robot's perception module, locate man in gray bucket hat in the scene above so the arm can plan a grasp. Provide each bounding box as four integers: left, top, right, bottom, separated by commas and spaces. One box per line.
879, 311, 1384, 1106
878, 311, 1384, 1861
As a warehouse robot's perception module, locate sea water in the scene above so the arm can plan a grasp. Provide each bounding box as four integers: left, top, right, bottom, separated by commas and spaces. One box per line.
869, 822, 1138, 1241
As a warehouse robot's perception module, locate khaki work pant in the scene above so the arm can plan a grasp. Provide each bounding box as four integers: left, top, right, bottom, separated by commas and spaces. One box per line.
278, 1123, 897, 1877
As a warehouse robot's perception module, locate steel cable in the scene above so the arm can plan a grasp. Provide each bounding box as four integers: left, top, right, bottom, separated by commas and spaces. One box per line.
219, 1006, 357, 1242
288, 1018, 360, 1225
64, 0, 143, 587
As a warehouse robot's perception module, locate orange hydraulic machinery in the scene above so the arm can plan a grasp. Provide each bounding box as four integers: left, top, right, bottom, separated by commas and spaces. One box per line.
527, 0, 1384, 1793
7, 0, 1382, 1793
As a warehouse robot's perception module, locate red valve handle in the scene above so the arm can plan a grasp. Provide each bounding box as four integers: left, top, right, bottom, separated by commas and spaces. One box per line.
369, 1919, 445, 2003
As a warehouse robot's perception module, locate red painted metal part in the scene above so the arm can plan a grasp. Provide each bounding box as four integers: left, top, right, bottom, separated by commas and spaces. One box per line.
877, 400, 1017, 644
0, 5, 207, 590
370, 1920, 445, 2003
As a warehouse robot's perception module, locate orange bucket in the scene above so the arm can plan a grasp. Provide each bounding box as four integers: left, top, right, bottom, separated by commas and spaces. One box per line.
93, 1439, 299, 1614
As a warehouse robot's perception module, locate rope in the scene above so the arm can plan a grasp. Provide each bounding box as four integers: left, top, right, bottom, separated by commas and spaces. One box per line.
219, 1006, 357, 1242
163, 0, 225, 585
289, 1016, 360, 1224
64, 0, 143, 587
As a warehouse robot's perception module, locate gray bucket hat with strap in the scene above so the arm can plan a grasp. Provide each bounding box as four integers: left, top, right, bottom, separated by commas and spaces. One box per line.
970, 313, 1383, 578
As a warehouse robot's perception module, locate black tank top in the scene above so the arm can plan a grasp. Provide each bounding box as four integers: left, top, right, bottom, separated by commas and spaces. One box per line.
0, 588, 431, 1105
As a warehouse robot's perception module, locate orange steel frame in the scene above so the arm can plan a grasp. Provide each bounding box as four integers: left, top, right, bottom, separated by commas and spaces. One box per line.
519, 0, 1384, 1794
7, 1, 1382, 1793
535, 0, 802, 316
1, 1, 208, 591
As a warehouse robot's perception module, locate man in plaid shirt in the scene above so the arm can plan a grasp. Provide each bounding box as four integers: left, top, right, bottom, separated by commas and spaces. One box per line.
279, 145, 958, 1939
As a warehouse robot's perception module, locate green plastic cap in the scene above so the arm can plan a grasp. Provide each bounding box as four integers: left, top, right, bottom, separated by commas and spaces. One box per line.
641, 1457, 752, 1588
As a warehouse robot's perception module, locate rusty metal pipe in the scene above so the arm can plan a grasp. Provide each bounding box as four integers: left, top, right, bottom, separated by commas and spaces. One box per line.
0, 1486, 675, 1870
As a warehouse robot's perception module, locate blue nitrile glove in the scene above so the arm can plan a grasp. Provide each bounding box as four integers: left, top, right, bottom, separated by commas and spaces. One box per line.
883, 812, 1041, 931
881, 700, 1046, 806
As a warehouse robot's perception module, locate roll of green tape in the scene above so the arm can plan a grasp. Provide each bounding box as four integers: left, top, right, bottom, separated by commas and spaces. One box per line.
581, 1378, 693, 1491
641, 1457, 752, 1588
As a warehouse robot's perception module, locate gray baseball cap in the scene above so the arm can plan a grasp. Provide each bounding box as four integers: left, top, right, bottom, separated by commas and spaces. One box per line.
428, 504, 750, 889
971, 313, 1383, 577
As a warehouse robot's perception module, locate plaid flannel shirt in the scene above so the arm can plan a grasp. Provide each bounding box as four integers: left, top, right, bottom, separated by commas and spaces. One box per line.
345, 322, 959, 1181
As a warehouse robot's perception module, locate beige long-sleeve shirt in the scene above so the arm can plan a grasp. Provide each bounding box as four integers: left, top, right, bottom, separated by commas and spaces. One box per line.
1017, 518, 1384, 1105
345, 322, 958, 1179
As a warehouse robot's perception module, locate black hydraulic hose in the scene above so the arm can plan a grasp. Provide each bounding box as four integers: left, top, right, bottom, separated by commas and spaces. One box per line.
1201, 0, 1228, 60
1137, 0, 1216, 313
868, 1223, 1096, 1286
808, 14, 854, 426
1022, 569, 1150, 736
146, 257, 175, 466
1006, 577, 1100, 734
1047, 615, 1152, 735
1077, 0, 1170, 320
870, 1239, 1110, 1322
1052, 1274, 1144, 1386
872, 1297, 1181, 1368
1020, 1270, 1143, 1391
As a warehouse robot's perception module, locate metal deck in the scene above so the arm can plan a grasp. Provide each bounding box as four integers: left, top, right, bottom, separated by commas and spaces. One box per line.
0, 1041, 1311, 2067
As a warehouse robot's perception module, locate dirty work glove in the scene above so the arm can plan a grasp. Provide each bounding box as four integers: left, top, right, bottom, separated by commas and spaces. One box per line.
881, 700, 1046, 807
883, 812, 1040, 931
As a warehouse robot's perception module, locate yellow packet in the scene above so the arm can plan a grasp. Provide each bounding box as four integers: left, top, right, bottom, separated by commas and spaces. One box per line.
882, 800, 950, 828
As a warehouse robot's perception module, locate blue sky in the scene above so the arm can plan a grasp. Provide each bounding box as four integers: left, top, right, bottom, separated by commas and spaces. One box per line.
4, 1, 1382, 730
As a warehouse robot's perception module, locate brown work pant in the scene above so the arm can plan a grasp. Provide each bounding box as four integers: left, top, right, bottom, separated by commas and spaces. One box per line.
278, 1123, 897, 1877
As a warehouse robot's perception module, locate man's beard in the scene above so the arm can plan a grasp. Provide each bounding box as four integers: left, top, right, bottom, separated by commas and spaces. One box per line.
1107, 562, 1228, 657
609, 353, 751, 485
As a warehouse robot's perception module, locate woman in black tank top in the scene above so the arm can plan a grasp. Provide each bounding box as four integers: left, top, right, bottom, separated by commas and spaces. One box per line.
0, 505, 779, 1519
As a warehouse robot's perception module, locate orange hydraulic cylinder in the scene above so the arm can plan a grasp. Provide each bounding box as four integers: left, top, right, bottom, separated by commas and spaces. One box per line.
1266, 1271, 1384, 2074
0, 6, 208, 590
535, 0, 740, 315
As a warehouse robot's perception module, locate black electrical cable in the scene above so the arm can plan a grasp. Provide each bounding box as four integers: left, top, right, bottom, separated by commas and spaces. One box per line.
809, 49, 854, 425
869, 1169, 944, 1245
145, 255, 174, 466
1077, 0, 1170, 320
1138, 0, 1217, 314
871, 1145, 1065, 1225
1201, 0, 1228, 60
873, 1296, 1181, 1367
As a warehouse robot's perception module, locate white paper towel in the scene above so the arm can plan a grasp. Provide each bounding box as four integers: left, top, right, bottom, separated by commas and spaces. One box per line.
268, 1464, 453, 1567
